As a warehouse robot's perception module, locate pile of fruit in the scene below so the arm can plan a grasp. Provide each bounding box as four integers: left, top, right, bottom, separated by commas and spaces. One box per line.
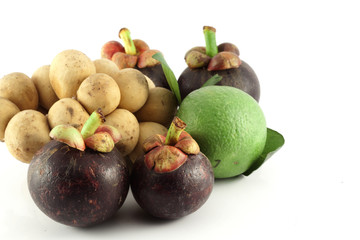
0, 49, 177, 163
0, 26, 284, 227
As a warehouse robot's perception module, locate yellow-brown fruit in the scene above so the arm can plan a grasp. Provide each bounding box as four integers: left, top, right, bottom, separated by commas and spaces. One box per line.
0, 72, 38, 110
135, 87, 177, 127
111, 68, 149, 112
49, 49, 96, 99
31, 65, 59, 110
0, 98, 20, 141
5, 110, 50, 163
105, 109, 139, 156
77, 73, 121, 116
47, 98, 89, 131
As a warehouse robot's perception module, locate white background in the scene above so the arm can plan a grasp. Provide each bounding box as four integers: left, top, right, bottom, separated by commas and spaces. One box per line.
1, 0, 359, 239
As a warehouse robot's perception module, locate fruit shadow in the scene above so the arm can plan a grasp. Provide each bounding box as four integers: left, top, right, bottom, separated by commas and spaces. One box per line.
72, 176, 245, 234
72, 191, 177, 234
214, 174, 245, 185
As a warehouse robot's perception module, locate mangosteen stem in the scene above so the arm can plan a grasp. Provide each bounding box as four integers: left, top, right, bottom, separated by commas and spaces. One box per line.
119, 28, 137, 55
165, 117, 187, 146
203, 26, 218, 58
81, 109, 105, 139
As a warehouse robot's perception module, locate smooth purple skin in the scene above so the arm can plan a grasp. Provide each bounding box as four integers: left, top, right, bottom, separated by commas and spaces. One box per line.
131, 152, 214, 219
178, 60, 260, 102
27, 140, 129, 227
136, 64, 170, 89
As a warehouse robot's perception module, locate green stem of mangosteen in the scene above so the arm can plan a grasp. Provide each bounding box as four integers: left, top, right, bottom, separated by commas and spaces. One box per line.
203, 26, 218, 58
119, 28, 137, 55
81, 109, 105, 139
165, 117, 187, 146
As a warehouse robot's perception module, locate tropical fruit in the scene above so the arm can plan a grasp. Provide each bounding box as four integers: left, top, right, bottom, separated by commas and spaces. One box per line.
176, 86, 267, 178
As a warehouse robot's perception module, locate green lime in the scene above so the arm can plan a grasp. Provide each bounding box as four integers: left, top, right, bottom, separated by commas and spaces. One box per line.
177, 86, 267, 178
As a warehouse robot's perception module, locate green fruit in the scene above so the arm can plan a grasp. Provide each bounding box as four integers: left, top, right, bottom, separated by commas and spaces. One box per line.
177, 86, 267, 178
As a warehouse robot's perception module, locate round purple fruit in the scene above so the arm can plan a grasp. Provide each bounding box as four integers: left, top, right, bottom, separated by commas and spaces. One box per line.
27, 109, 129, 227
178, 26, 260, 101
131, 117, 214, 219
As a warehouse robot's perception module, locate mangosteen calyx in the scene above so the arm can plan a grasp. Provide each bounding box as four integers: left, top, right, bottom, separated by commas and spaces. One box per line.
117, 28, 169, 89
49, 108, 121, 153
119, 28, 162, 68
178, 26, 260, 102
185, 26, 241, 71
142, 117, 200, 173
130, 116, 214, 219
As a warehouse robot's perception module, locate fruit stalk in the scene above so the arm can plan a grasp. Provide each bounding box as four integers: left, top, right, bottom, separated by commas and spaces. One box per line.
203, 26, 218, 57
164, 117, 186, 146
119, 28, 137, 56
81, 108, 105, 139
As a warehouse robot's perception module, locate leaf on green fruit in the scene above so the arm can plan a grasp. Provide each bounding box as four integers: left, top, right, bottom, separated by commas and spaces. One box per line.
152, 52, 182, 104
201, 74, 222, 87
243, 128, 285, 176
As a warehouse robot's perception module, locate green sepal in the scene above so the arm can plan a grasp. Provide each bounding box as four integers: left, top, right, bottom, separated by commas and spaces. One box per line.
243, 128, 285, 176
201, 74, 222, 87
152, 52, 182, 105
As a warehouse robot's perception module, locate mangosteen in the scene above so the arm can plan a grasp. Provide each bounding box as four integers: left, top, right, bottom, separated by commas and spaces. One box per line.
101, 28, 170, 89
131, 117, 214, 219
27, 109, 129, 227
136, 64, 169, 89
178, 26, 260, 101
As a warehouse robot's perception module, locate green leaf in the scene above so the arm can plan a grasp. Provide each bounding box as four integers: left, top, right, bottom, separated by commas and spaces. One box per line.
243, 128, 285, 176
152, 52, 182, 104
201, 74, 222, 87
